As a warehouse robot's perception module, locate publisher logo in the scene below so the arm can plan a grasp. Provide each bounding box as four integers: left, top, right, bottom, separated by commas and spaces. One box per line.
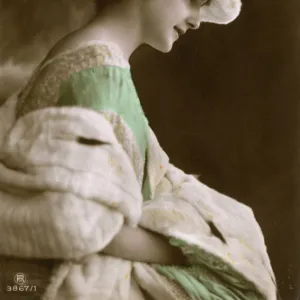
14, 273, 26, 285
4, 272, 37, 294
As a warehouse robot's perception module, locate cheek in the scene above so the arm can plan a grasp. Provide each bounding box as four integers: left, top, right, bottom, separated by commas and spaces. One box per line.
155, 11, 180, 33
154, 1, 188, 28
146, 13, 173, 40
142, 1, 189, 48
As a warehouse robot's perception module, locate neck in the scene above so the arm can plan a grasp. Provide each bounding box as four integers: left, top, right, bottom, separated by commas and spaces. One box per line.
81, 0, 143, 61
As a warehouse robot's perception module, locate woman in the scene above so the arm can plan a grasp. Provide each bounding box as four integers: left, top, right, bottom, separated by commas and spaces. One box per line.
0, 0, 277, 299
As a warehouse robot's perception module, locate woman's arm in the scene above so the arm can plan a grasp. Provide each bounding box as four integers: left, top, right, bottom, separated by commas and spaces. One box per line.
102, 225, 188, 265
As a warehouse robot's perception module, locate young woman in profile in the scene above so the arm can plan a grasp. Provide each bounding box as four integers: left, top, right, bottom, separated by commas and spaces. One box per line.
0, 0, 278, 299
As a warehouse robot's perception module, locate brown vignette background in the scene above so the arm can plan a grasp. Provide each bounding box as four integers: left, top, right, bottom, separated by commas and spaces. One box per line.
0, 0, 299, 299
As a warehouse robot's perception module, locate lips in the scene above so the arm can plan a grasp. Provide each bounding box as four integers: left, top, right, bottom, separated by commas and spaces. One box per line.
174, 26, 185, 37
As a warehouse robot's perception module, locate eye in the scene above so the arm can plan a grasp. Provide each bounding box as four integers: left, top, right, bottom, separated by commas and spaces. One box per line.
189, 0, 210, 10
197, 0, 211, 6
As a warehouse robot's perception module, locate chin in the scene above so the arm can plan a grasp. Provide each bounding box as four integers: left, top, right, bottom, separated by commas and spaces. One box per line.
148, 39, 174, 53
159, 45, 173, 53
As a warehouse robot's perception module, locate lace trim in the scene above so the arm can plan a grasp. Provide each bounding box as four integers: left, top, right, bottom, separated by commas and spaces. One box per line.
39, 40, 130, 72
16, 42, 130, 118
100, 111, 145, 187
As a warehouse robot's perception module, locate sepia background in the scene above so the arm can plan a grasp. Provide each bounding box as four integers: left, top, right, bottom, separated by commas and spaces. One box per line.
0, 0, 299, 299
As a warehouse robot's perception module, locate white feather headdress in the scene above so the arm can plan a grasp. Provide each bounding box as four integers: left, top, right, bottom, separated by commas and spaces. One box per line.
200, 0, 242, 24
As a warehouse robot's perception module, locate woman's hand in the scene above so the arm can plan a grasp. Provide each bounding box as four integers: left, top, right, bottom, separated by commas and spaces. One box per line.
102, 225, 188, 265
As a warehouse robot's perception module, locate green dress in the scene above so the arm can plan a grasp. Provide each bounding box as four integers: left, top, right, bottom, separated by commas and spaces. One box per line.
16, 41, 152, 201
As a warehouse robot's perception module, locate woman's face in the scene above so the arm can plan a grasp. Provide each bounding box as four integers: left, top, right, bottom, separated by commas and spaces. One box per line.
141, 0, 209, 52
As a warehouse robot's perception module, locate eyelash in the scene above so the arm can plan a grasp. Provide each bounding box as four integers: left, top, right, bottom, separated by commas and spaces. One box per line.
190, 0, 210, 7
201, 0, 211, 6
